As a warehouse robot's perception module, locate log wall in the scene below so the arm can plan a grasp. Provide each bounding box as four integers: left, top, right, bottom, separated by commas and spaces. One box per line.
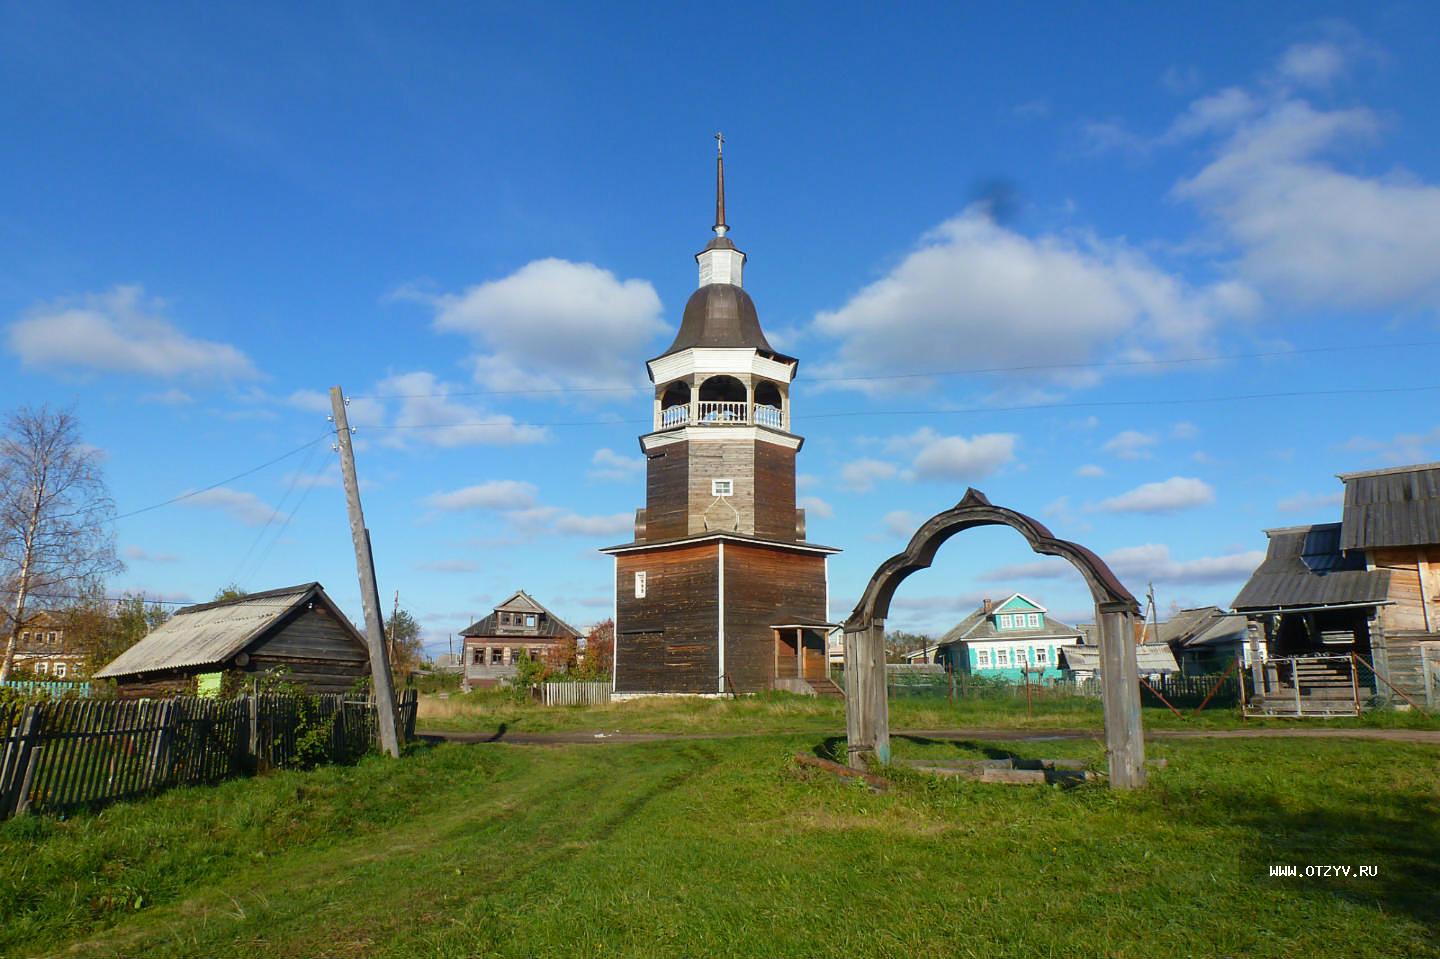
723, 542, 827, 693
615, 543, 719, 694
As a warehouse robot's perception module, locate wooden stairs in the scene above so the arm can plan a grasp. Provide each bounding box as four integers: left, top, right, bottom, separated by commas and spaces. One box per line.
807, 677, 844, 699
1245, 658, 1363, 717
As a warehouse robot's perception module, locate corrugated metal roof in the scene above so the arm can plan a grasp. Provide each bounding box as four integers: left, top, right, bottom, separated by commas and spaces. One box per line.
1232, 526, 1390, 611
1058, 644, 1179, 674
95, 584, 319, 679
1339, 463, 1440, 551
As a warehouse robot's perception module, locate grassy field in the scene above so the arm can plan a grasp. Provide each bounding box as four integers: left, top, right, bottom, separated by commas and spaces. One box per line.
3, 728, 1438, 957
417, 687, 1440, 736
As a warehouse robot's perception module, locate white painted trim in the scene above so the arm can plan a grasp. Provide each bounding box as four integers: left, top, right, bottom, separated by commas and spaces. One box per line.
641, 425, 802, 451
600, 532, 842, 556
824, 555, 831, 626
717, 541, 726, 693
648, 349, 796, 385
611, 556, 618, 693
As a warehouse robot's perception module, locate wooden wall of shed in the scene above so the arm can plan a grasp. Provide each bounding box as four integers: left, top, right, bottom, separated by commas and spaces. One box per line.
643, 442, 689, 541
753, 442, 797, 542
246, 604, 369, 695
1371, 547, 1440, 634
114, 673, 199, 700
615, 543, 719, 694
723, 543, 827, 693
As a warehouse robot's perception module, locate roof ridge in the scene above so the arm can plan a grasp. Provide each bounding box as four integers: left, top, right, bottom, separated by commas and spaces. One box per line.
176, 582, 319, 616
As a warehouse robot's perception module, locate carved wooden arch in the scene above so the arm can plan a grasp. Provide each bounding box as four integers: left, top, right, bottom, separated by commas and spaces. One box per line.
841, 488, 1147, 789
844, 488, 1139, 630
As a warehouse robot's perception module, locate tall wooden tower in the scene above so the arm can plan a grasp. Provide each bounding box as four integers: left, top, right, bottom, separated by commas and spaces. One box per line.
602, 136, 840, 695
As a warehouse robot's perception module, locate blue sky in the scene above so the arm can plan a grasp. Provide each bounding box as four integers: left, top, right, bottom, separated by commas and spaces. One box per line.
3, 3, 1438, 652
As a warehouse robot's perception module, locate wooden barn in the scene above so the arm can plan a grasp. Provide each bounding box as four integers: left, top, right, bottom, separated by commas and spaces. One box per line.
1232, 462, 1440, 712
94, 583, 369, 698
600, 139, 840, 696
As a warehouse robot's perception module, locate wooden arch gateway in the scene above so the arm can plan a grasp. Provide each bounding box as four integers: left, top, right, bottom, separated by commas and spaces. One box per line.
842, 489, 1148, 789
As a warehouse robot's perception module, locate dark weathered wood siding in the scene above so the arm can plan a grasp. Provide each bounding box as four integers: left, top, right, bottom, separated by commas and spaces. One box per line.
753, 442, 797, 541
643, 442, 690, 541
615, 543, 719, 693
723, 542, 827, 693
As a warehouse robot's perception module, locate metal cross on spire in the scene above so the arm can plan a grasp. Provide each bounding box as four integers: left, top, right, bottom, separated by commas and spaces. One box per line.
713, 131, 727, 236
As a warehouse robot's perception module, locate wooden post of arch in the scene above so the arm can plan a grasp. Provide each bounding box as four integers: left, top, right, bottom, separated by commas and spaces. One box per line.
842, 489, 1147, 789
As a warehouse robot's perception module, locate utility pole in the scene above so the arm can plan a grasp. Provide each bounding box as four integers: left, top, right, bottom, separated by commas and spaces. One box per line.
330, 385, 401, 758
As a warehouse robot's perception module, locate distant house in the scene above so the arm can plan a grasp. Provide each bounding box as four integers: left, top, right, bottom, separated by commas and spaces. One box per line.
1057, 641, 1179, 681
1232, 462, 1440, 708
95, 583, 369, 698
9, 610, 86, 680
1154, 606, 1249, 676
460, 591, 582, 691
925, 594, 1082, 684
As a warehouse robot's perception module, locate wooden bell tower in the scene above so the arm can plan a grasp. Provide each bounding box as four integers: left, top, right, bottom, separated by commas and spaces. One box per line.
601, 137, 840, 695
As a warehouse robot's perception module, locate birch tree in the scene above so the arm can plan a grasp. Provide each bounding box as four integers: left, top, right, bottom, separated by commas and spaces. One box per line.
0, 407, 121, 682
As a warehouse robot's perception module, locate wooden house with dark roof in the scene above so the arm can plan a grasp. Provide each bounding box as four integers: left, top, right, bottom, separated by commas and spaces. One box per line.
599, 138, 840, 697
1232, 462, 1440, 710
94, 583, 369, 698
459, 591, 582, 690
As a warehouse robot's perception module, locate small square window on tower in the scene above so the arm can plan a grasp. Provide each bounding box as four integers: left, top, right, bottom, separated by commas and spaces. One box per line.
635, 571, 647, 598
711, 478, 733, 497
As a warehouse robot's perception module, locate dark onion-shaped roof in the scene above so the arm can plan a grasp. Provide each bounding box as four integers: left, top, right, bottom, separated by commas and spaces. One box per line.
654, 284, 794, 363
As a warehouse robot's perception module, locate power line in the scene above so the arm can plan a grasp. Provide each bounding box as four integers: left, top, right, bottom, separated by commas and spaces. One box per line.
345, 340, 1440, 400
356, 383, 1440, 433
113, 431, 332, 522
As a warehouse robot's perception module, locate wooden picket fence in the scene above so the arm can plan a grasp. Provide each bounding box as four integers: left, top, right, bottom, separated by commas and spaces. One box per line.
0, 680, 92, 698
542, 681, 611, 706
0, 689, 418, 819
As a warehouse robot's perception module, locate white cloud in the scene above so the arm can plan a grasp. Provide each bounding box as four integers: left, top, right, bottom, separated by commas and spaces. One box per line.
1341, 427, 1440, 465
882, 510, 917, 538
796, 473, 821, 491
979, 558, 1072, 583
812, 211, 1242, 394
8, 285, 257, 380
420, 258, 665, 392
1171, 421, 1199, 440
286, 389, 386, 428
123, 545, 179, 564
1104, 543, 1266, 585
142, 388, 194, 406
588, 447, 644, 482
180, 487, 280, 526
415, 559, 480, 573
553, 512, 633, 536
841, 458, 898, 492
1275, 41, 1348, 88
798, 495, 834, 519
912, 432, 1017, 481
1101, 429, 1157, 460
1075, 464, 1105, 478
1094, 477, 1216, 514
426, 480, 538, 512
1175, 95, 1440, 311
377, 372, 547, 448
1277, 490, 1345, 514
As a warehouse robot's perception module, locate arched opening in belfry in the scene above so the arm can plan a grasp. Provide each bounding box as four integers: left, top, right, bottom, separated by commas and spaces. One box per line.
698, 375, 747, 422
659, 381, 691, 428
753, 381, 783, 428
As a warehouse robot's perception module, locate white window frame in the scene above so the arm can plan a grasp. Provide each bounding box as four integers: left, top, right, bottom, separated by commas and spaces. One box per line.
998, 614, 1011, 629
525, 614, 536, 628
55, 663, 67, 678
1027, 613, 1040, 628
634, 570, 647, 598
711, 478, 733, 497
1015, 646, 1027, 666
36, 662, 48, 675
976, 648, 991, 668
1034, 647, 1047, 665
996, 649, 1010, 667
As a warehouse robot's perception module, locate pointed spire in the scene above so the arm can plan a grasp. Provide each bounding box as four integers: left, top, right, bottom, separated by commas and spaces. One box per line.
713, 131, 727, 237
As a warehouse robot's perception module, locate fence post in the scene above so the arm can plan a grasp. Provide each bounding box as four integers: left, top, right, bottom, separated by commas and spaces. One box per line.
1, 706, 42, 819
248, 689, 260, 768
144, 702, 177, 791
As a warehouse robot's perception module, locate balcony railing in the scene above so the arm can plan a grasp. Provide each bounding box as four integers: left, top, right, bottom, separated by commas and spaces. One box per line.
657, 402, 786, 430
698, 401, 748, 423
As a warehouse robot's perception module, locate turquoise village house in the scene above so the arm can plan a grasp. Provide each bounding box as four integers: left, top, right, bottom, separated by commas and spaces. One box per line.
909, 593, 1083, 683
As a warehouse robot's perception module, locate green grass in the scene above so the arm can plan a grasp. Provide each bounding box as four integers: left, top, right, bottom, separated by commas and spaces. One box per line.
3, 732, 1438, 957
418, 687, 1440, 737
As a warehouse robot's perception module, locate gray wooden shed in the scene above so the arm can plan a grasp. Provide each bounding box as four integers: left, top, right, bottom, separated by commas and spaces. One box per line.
95, 583, 369, 698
